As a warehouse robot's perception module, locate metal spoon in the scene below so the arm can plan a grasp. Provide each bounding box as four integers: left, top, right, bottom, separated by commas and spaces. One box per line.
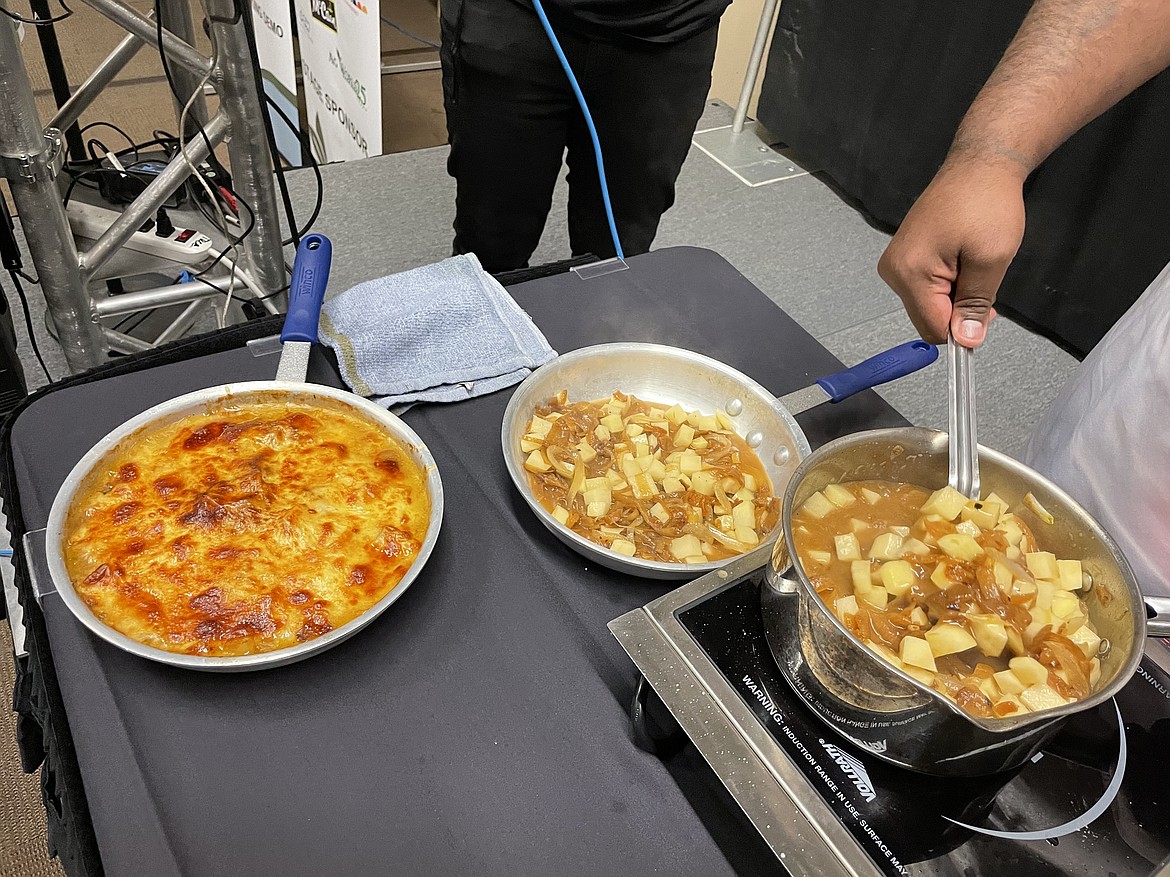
947, 338, 980, 499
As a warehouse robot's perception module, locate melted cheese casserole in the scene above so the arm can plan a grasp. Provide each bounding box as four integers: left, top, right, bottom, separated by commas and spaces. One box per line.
62, 398, 431, 657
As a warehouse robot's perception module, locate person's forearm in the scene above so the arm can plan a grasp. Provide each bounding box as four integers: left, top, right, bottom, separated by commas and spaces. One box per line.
947, 0, 1170, 178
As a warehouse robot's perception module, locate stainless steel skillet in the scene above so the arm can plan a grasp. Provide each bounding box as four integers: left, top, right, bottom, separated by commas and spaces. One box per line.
44, 235, 444, 671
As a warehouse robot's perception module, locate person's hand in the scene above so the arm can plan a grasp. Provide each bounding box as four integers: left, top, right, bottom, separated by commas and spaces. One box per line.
878, 159, 1027, 348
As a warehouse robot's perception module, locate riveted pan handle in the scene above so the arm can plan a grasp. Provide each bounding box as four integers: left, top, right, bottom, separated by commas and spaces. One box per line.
1147, 596, 1170, 638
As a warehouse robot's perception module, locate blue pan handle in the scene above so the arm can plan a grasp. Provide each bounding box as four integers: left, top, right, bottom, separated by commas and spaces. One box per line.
817, 340, 939, 402
281, 234, 333, 343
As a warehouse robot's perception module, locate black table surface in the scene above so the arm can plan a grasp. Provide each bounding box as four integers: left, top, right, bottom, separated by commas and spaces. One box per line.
6, 247, 908, 876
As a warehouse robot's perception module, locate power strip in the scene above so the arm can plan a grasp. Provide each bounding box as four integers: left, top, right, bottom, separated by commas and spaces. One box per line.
66, 201, 214, 264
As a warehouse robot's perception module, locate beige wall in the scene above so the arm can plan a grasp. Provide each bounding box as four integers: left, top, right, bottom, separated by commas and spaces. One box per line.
709, 0, 778, 120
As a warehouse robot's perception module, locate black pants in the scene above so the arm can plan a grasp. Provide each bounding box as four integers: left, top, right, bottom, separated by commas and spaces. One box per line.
439, 0, 718, 273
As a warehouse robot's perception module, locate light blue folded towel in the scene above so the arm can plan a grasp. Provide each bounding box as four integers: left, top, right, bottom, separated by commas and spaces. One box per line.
318, 254, 557, 407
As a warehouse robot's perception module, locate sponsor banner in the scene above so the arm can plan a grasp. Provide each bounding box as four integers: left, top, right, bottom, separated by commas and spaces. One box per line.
251, 0, 302, 164
294, 0, 381, 162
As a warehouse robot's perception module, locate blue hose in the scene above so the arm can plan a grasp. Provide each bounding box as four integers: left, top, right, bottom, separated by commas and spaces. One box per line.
530, 0, 625, 260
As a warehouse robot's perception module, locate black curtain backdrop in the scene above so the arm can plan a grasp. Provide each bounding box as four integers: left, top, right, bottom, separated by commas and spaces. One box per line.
757, 0, 1170, 359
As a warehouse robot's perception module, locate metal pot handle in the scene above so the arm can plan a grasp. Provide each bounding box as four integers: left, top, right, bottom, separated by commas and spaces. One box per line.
1147, 596, 1170, 638
764, 533, 800, 595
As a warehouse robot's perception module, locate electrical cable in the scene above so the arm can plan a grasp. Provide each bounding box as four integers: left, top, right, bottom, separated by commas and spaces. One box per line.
0, 0, 72, 25
529, 0, 624, 260
235, 0, 304, 250
262, 94, 323, 243
379, 15, 438, 49
4, 271, 52, 382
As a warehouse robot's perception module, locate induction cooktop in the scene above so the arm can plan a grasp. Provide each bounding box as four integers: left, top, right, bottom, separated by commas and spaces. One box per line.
610, 553, 1170, 877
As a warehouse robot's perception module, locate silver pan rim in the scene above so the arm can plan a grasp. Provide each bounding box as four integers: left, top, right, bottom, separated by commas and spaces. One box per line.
501, 342, 812, 580
44, 381, 445, 672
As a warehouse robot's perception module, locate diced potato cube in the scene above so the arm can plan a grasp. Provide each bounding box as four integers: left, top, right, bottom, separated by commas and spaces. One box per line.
970, 614, 1008, 657
624, 422, 644, 438
672, 424, 695, 448
735, 527, 759, 546
732, 501, 756, 530
716, 409, 736, 430
858, 586, 888, 609
1050, 591, 1080, 619
993, 561, 1013, 589
684, 555, 707, 564
1006, 545, 1022, 560
984, 491, 1008, 508
861, 487, 883, 505
921, 486, 968, 521
734, 488, 756, 503
888, 525, 910, 538
1006, 626, 1026, 657
904, 666, 936, 686
690, 470, 718, 496
586, 501, 610, 517
993, 669, 1026, 695
867, 641, 903, 668
695, 414, 719, 431
701, 542, 714, 557
670, 535, 704, 561
800, 491, 836, 519
850, 561, 872, 594
834, 595, 860, 623
594, 424, 611, 443
978, 677, 1001, 701
961, 500, 1004, 530
647, 407, 666, 419
848, 518, 870, 534
1009, 656, 1050, 686
649, 502, 669, 524
600, 413, 624, 433
879, 560, 916, 597
552, 505, 570, 525
1057, 559, 1083, 592
633, 438, 651, 458
823, 483, 857, 508
573, 441, 597, 464
661, 477, 684, 494
807, 550, 833, 566
585, 476, 610, 491
1035, 579, 1055, 611
1011, 578, 1037, 599
520, 436, 543, 453
605, 396, 626, 415
931, 562, 951, 589
678, 451, 703, 476
955, 520, 982, 538
1069, 624, 1103, 659
910, 606, 930, 627
1020, 685, 1067, 712
716, 514, 734, 532
869, 532, 905, 560
1026, 551, 1059, 581
648, 460, 667, 481
634, 455, 655, 473
937, 533, 984, 561
528, 415, 553, 437
524, 450, 552, 473
834, 533, 862, 562
900, 636, 938, 672
925, 623, 977, 657
690, 436, 709, 450
743, 473, 757, 492
901, 538, 930, 556
610, 539, 637, 557
996, 515, 1025, 547
664, 404, 688, 426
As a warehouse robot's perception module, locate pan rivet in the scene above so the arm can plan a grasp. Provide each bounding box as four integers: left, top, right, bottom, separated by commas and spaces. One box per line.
726, 398, 743, 416
773, 446, 790, 465
746, 430, 764, 448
